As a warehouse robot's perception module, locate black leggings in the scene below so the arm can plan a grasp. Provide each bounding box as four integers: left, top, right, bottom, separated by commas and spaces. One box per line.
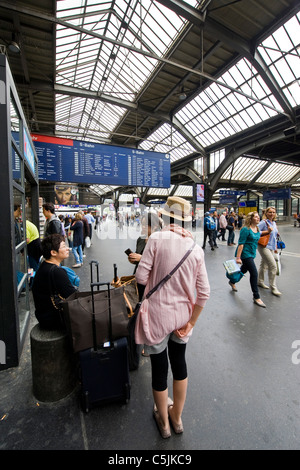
240, 257, 259, 299
150, 338, 187, 392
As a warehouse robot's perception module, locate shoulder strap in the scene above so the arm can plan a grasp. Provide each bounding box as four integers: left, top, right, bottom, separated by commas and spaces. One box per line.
145, 241, 196, 299
49, 264, 58, 295
49, 264, 66, 307
49, 264, 64, 296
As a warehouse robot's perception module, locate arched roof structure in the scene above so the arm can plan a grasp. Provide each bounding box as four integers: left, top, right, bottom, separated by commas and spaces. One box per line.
1, 0, 299, 205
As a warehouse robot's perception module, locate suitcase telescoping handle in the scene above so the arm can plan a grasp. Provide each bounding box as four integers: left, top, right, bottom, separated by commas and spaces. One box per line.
90, 260, 99, 286
90, 281, 113, 351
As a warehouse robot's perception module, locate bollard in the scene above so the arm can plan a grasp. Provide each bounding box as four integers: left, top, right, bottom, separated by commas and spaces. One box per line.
30, 324, 77, 402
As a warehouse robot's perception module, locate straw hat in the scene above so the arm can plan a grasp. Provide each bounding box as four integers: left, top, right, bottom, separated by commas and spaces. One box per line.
159, 196, 192, 222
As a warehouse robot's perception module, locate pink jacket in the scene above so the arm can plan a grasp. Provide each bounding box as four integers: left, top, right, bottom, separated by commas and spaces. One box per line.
135, 230, 210, 346
219, 214, 227, 229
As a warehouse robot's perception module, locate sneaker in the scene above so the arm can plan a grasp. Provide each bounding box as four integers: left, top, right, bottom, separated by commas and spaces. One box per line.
72, 263, 81, 268
271, 288, 282, 296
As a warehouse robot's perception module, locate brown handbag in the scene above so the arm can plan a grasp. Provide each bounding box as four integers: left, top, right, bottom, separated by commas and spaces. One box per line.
258, 221, 270, 247
258, 233, 270, 247
62, 286, 129, 353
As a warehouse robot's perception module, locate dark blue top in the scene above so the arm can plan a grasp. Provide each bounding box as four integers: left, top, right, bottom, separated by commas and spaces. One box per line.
70, 220, 84, 247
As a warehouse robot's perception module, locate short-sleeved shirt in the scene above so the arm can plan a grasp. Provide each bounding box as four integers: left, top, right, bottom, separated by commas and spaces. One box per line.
258, 219, 278, 250
26, 220, 39, 243
236, 226, 261, 259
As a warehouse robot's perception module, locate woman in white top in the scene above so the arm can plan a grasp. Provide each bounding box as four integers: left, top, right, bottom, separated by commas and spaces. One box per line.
257, 206, 281, 296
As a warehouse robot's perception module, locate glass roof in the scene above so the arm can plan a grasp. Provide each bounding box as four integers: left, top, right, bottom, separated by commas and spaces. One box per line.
139, 123, 196, 162
55, 0, 197, 140
175, 57, 282, 148
221, 156, 300, 185
147, 11, 300, 157
54, 2, 300, 199
258, 13, 300, 108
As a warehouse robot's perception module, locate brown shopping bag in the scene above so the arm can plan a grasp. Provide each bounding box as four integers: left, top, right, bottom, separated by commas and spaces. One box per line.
62, 286, 129, 353
111, 275, 139, 317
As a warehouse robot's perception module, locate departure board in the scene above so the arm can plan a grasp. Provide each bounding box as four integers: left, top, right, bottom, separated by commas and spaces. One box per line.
30, 134, 170, 188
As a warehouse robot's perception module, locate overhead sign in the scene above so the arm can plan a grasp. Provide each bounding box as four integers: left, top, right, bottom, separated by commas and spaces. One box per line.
219, 190, 247, 196
31, 134, 170, 188
239, 200, 257, 207
220, 195, 237, 204
263, 188, 291, 200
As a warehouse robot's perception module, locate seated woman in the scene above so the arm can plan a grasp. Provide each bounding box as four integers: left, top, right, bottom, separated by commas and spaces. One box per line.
32, 234, 77, 330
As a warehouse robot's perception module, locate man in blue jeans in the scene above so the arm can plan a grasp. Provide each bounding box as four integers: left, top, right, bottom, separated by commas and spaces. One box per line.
202, 212, 216, 250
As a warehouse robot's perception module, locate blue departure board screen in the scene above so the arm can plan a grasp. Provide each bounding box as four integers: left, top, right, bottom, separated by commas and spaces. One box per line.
30, 134, 170, 188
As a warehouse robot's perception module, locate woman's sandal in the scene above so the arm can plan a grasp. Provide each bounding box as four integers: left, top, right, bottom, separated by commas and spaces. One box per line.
168, 404, 184, 434
153, 404, 171, 439
228, 281, 238, 292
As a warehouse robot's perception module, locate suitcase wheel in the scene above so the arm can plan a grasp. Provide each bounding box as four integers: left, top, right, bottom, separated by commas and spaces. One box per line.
81, 391, 90, 413
124, 383, 130, 403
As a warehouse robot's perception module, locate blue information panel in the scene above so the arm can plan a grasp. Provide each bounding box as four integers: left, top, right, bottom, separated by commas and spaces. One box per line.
31, 134, 170, 188
263, 188, 291, 200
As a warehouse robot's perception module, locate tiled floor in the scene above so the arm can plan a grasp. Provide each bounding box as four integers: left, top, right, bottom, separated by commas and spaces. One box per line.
1, 221, 299, 450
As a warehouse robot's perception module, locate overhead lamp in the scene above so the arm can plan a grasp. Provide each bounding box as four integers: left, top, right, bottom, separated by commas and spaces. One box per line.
8, 33, 20, 53
179, 88, 187, 100
8, 41, 20, 53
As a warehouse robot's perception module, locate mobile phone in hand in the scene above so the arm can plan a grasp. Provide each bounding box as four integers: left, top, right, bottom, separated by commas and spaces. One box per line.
125, 248, 132, 256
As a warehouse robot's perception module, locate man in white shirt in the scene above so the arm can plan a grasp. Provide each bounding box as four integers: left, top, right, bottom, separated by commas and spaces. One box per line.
217, 211, 227, 241
85, 209, 95, 240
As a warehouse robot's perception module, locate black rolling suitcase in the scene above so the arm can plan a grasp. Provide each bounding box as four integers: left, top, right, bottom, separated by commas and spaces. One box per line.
79, 261, 130, 413
113, 263, 142, 371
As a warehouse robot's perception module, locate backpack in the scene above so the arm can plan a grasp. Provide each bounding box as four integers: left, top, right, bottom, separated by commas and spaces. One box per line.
48, 218, 63, 235
206, 216, 216, 231
61, 266, 80, 288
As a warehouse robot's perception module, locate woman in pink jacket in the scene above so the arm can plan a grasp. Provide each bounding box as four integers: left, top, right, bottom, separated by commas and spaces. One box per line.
135, 197, 210, 439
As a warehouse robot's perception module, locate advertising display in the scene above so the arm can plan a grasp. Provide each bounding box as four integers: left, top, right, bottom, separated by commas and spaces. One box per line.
196, 184, 205, 202
54, 184, 79, 205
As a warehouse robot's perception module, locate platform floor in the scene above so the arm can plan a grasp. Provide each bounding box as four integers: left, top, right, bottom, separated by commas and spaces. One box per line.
1, 220, 299, 451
